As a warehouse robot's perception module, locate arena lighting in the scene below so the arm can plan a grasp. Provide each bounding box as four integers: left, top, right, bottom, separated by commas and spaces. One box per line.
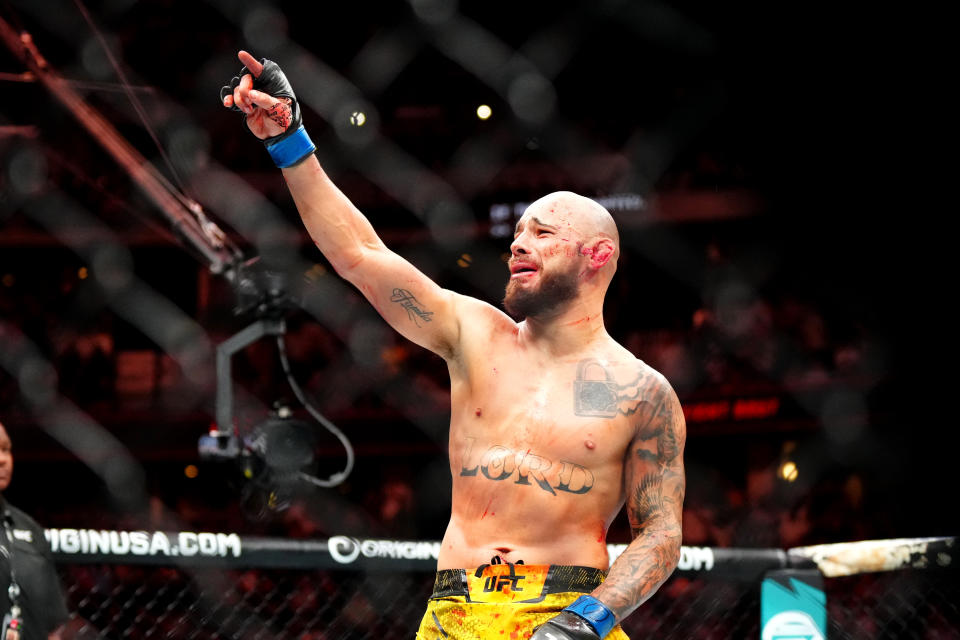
779, 460, 799, 482
349, 110, 366, 126
476, 104, 492, 120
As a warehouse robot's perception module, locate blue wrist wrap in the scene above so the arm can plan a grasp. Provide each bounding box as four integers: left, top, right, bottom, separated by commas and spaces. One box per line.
564, 595, 617, 638
265, 125, 316, 168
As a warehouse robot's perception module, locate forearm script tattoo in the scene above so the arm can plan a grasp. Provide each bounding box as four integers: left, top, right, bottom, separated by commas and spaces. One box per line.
390, 288, 434, 327
582, 358, 686, 619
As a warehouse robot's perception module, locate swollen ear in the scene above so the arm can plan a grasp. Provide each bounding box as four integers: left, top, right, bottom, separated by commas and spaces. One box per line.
585, 238, 615, 269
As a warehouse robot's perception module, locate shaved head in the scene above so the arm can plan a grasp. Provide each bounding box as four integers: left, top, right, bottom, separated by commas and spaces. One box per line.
523, 191, 620, 259
505, 192, 621, 319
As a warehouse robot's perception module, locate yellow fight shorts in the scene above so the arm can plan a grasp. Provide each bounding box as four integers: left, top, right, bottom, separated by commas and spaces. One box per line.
415, 561, 630, 639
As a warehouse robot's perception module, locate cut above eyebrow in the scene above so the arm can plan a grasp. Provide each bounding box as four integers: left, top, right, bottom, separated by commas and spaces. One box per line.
515, 216, 560, 234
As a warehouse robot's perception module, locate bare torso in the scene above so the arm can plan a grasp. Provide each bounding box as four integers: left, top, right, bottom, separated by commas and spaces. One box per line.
437, 301, 655, 570
226, 75, 685, 603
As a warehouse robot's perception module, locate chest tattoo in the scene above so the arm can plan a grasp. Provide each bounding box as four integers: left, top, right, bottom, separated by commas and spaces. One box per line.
573, 358, 660, 421
459, 437, 594, 496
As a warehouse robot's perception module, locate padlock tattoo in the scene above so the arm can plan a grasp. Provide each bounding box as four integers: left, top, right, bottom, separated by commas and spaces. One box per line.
574, 359, 619, 417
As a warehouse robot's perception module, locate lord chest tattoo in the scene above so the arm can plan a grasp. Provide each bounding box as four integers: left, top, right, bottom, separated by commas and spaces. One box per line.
459, 437, 594, 496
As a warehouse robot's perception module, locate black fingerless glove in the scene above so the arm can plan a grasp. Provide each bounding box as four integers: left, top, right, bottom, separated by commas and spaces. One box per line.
529, 611, 601, 639
529, 595, 617, 639
220, 58, 315, 168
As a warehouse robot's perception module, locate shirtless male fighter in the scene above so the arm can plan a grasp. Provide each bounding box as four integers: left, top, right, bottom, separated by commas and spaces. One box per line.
222, 51, 685, 640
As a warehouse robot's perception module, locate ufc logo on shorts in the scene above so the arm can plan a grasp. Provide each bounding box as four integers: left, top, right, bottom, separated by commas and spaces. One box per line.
482, 566, 525, 593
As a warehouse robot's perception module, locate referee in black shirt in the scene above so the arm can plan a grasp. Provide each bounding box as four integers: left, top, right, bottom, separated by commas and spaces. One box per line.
0, 419, 69, 640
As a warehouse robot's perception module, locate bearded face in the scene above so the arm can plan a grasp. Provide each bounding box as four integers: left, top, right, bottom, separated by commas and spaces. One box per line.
503, 259, 581, 320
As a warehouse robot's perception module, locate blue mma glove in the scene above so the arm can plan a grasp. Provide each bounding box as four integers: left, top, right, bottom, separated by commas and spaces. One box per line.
529, 595, 617, 639
529, 611, 601, 639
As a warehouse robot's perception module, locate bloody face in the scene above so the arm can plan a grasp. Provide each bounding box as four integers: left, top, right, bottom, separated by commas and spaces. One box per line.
503, 211, 583, 320
503, 258, 580, 320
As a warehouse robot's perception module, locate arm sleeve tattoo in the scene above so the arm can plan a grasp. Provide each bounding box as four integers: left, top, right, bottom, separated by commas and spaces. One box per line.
592, 366, 686, 620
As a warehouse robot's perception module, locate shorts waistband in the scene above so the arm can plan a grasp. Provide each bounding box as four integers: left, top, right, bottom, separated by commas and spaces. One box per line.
431, 564, 606, 601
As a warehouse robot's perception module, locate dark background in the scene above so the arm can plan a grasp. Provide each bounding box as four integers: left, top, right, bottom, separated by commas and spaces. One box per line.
0, 0, 953, 544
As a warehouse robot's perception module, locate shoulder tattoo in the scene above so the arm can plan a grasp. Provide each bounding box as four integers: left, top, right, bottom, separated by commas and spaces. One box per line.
573, 358, 670, 425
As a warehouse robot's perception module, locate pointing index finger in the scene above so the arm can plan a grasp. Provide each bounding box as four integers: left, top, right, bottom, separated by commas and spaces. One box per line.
238, 50, 263, 78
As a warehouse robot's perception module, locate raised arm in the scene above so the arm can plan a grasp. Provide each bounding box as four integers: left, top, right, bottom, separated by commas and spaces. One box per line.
283, 156, 463, 358
223, 51, 461, 358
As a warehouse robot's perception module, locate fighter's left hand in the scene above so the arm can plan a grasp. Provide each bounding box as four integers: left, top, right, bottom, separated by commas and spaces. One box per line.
528, 611, 601, 639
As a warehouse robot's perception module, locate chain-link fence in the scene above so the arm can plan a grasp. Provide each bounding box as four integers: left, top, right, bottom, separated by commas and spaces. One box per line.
58, 565, 751, 639
827, 570, 959, 640
57, 564, 959, 639
50, 532, 958, 639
